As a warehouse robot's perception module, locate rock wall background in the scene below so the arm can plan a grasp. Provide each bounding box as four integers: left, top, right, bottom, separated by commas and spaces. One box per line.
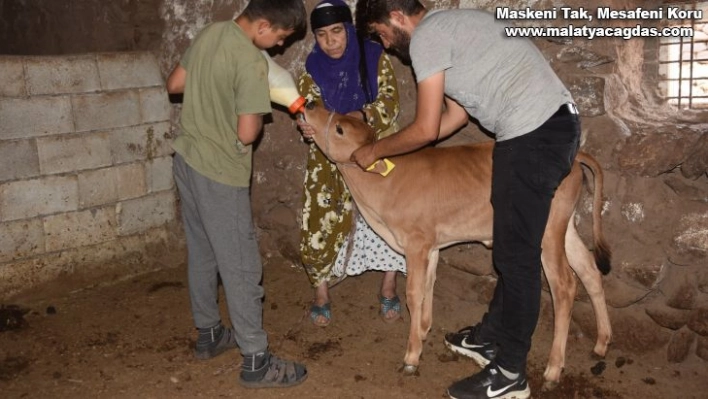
0, 0, 705, 364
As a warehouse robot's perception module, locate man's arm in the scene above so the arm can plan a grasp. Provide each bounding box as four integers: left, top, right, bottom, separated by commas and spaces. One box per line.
166, 65, 186, 94
236, 113, 264, 146
439, 96, 469, 139
350, 71, 446, 169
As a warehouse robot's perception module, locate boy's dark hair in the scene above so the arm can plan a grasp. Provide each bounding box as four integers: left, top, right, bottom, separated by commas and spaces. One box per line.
357, 0, 425, 25
242, 0, 307, 32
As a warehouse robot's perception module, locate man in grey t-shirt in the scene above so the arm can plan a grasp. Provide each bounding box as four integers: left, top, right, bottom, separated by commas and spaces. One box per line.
353, 2, 581, 399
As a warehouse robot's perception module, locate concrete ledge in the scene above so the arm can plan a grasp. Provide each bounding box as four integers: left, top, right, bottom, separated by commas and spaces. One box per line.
25, 55, 101, 95
0, 225, 180, 299
0, 57, 27, 97
97, 52, 164, 90
0, 219, 45, 263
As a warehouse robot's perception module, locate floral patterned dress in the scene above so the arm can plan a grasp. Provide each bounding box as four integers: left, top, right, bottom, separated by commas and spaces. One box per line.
298, 53, 406, 288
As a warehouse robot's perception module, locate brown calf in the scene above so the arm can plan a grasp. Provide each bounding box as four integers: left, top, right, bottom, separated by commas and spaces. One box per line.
302, 104, 612, 388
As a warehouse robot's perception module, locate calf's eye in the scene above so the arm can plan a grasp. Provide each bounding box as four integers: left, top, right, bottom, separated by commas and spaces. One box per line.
336, 124, 344, 135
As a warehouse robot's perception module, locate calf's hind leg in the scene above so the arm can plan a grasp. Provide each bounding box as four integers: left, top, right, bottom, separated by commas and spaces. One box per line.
565, 221, 612, 358
541, 229, 577, 390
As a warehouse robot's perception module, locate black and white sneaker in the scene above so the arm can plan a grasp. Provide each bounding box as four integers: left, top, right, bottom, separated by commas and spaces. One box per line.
444, 325, 497, 367
447, 362, 530, 399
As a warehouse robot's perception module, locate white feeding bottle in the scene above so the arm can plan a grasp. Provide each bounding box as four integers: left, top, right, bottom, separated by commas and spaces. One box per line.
262, 51, 306, 115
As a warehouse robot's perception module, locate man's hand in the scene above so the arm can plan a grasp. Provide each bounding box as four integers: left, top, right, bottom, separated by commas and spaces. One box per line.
350, 143, 379, 171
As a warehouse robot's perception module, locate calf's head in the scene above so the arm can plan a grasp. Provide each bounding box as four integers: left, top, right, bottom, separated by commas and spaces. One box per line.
302, 102, 375, 164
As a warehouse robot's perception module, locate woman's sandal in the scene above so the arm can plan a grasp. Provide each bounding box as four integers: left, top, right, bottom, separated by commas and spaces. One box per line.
379, 295, 402, 323
309, 302, 331, 327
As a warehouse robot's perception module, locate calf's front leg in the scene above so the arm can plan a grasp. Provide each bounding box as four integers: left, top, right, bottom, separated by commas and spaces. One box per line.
402, 244, 432, 374
420, 249, 440, 342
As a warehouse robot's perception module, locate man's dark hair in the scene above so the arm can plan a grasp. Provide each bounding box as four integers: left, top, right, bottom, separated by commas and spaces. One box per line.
357, 0, 425, 25
242, 0, 307, 32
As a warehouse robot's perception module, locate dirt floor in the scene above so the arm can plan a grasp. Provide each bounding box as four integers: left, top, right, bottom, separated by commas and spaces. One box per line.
1, 251, 707, 399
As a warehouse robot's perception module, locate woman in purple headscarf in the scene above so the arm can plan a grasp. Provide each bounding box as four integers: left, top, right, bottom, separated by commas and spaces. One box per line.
298, 0, 404, 327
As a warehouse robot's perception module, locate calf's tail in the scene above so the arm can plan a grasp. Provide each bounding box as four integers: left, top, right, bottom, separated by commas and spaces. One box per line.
576, 152, 612, 275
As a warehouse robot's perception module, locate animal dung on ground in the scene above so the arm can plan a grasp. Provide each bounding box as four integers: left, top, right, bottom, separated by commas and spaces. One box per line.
591, 360, 607, 376
0, 305, 30, 331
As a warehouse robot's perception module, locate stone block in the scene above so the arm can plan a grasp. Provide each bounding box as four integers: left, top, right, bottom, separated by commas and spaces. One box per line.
37, 132, 112, 175
674, 212, 708, 256
0, 139, 39, 182
616, 126, 703, 177
0, 219, 45, 263
687, 307, 708, 336
139, 87, 171, 123
116, 191, 175, 236
0, 97, 74, 140
602, 272, 649, 309
149, 122, 175, 158
97, 52, 164, 90
645, 304, 691, 330
556, 46, 616, 69
0, 175, 78, 222
663, 269, 699, 310
116, 163, 147, 201
78, 167, 118, 208
565, 75, 606, 117
110, 122, 173, 164
110, 125, 151, 164
72, 91, 141, 132
667, 327, 696, 363
24, 55, 100, 95
681, 132, 707, 180
607, 309, 671, 354
43, 207, 117, 252
145, 156, 174, 193
0, 57, 27, 97
78, 163, 146, 209
697, 336, 708, 361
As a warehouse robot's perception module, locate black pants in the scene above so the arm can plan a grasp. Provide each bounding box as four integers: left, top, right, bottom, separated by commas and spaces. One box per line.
478, 108, 580, 373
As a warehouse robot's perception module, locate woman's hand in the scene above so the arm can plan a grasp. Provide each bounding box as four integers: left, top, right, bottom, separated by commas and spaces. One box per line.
296, 115, 315, 142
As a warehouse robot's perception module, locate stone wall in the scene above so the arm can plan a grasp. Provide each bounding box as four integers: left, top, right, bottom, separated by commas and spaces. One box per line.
0, 52, 180, 298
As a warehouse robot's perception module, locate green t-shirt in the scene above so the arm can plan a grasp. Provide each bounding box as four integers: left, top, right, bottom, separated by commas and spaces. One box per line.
172, 21, 271, 187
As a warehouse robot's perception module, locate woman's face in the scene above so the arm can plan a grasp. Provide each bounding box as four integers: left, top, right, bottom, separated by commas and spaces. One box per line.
315, 22, 348, 59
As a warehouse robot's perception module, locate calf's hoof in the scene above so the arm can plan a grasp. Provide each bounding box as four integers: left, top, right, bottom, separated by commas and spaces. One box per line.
542, 379, 559, 391
398, 363, 420, 376
542, 366, 562, 391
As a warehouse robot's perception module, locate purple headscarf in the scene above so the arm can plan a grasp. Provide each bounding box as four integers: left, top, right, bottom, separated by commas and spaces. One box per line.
305, 0, 382, 114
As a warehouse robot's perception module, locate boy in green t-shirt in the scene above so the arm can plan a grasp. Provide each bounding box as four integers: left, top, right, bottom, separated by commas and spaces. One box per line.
166, 0, 307, 389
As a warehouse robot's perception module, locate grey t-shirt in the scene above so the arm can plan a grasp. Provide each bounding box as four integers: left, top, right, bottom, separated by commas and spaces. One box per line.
411, 9, 573, 141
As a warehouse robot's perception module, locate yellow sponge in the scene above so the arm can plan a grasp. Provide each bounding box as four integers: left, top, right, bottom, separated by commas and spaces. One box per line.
366, 158, 396, 177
